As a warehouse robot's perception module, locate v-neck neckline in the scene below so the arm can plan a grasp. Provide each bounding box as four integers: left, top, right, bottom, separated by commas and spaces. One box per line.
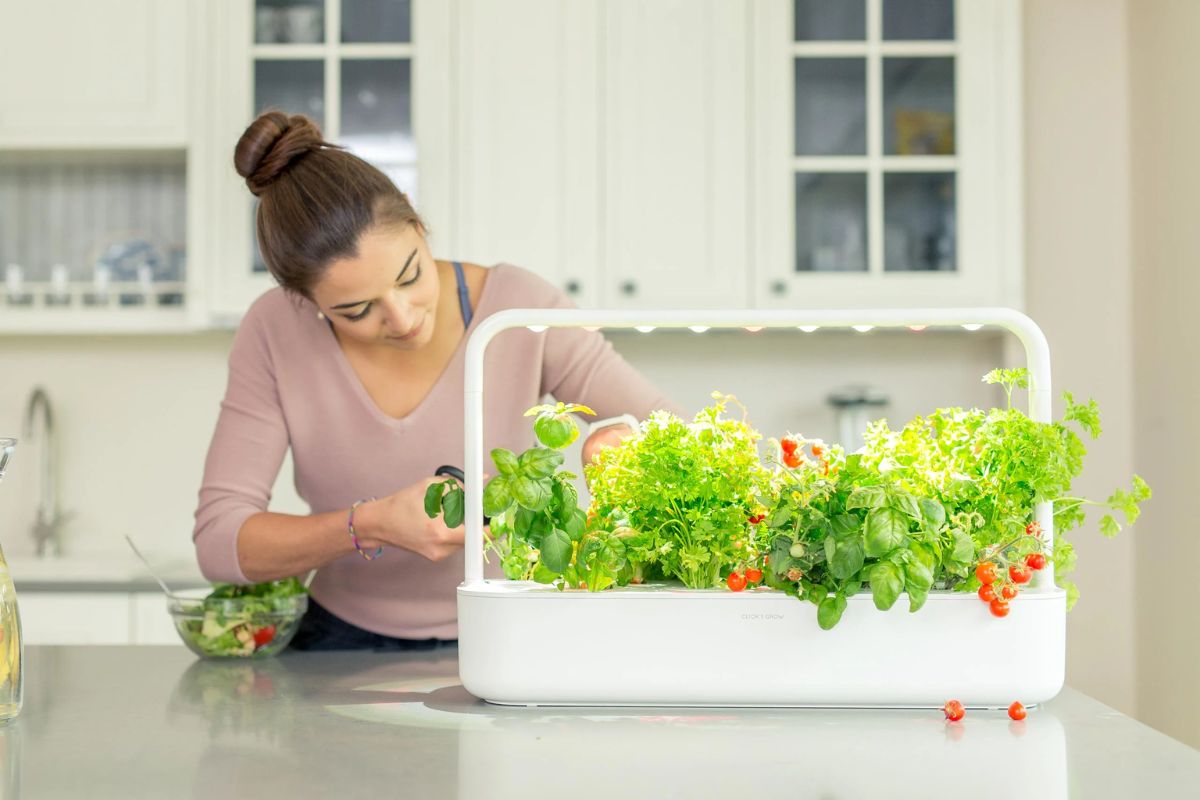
320, 264, 498, 429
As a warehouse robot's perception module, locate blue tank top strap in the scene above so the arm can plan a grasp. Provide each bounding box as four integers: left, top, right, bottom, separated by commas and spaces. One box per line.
452, 261, 473, 328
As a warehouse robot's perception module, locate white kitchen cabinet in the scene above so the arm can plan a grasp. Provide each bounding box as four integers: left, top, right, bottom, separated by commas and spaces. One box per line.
454, 0, 603, 306
18, 593, 132, 645
601, 0, 750, 308
452, 0, 749, 309
0, 0, 190, 148
132, 592, 182, 644
752, 0, 1022, 309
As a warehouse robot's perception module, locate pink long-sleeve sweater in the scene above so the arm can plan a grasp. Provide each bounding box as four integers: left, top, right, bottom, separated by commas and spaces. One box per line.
193, 263, 678, 639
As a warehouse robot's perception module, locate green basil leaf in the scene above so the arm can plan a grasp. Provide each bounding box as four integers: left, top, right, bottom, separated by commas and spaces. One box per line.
846, 486, 889, 511
869, 562, 904, 611
830, 536, 865, 580
423, 482, 444, 518
831, 514, 861, 539
519, 447, 564, 479
563, 508, 587, 542
534, 414, 579, 449
540, 528, 573, 573
490, 448, 519, 476
891, 493, 924, 522
904, 558, 934, 592
514, 506, 536, 539
532, 563, 560, 584
552, 479, 579, 523
512, 475, 553, 511
482, 476, 513, 517
949, 528, 976, 564
527, 512, 553, 546
817, 593, 848, 630
919, 498, 947, 528
824, 536, 837, 563
441, 486, 465, 528
907, 583, 929, 613
864, 506, 909, 558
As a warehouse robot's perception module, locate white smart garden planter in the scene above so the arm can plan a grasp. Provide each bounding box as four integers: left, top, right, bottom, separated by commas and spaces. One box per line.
459, 309, 1067, 708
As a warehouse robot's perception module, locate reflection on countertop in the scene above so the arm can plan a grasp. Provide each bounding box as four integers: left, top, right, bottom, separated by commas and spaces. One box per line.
7, 646, 1200, 799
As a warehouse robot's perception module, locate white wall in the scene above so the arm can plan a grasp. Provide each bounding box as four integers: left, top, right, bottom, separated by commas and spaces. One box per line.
1128, 0, 1200, 750
1023, 0, 1138, 718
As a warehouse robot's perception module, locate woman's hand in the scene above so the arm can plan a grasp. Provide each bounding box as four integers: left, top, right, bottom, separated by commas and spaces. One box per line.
357, 478, 466, 562
582, 423, 635, 465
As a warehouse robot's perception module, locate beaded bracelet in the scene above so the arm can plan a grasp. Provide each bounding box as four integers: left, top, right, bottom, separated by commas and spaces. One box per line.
347, 498, 383, 561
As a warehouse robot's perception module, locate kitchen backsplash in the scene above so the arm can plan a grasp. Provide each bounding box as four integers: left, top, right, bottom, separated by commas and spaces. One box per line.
0, 329, 1007, 561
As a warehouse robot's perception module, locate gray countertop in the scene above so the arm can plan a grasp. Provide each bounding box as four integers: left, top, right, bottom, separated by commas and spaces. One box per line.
3, 645, 1199, 799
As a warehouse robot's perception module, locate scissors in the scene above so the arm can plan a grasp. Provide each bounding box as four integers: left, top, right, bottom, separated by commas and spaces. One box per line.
434, 465, 491, 525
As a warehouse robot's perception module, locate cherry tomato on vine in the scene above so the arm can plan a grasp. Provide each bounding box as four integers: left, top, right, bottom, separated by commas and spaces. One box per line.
989, 598, 1011, 618
1008, 701, 1027, 721
783, 451, 802, 469
745, 567, 763, 584
726, 572, 747, 592
781, 436, 799, 455
978, 584, 997, 603
1000, 584, 1018, 600
1026, 552, 1047, 571
1009, 565, 1033, 585
811, 443, 825, 458
975, 562, 998, 585
943, 700, 965, 722
1026, 522, 1043, 537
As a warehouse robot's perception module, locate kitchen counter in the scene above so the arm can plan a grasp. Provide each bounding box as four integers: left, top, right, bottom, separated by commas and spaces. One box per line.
4, 645, 1199, 799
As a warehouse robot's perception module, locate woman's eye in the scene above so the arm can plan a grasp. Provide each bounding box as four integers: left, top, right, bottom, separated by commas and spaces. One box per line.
399, 265, 422, 287
345, 303, 372, 321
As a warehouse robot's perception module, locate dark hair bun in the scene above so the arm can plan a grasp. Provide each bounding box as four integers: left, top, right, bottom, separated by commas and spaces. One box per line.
234, 111, 333, 196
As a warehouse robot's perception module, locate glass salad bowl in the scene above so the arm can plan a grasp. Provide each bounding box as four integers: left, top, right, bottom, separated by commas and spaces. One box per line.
168, 580, 308, 659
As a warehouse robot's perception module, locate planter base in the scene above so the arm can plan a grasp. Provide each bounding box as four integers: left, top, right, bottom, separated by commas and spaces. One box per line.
458, 581, 1066, 707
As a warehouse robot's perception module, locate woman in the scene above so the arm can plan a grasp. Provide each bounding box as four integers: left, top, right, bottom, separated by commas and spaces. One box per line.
192, 111, 679, 650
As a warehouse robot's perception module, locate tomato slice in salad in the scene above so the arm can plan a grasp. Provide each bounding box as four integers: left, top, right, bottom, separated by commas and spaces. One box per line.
253, 625, 277, 648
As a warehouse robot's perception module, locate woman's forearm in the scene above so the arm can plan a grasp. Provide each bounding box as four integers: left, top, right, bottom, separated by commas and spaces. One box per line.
235, 506, 376, 582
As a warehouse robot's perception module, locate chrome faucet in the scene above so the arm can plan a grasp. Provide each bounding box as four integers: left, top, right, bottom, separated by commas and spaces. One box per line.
23, 387, 69, 557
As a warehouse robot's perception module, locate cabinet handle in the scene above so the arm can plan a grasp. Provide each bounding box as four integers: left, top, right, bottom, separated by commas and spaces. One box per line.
620, 280, 637, 296
770, 280, 787, 296
564, 279, 581, 296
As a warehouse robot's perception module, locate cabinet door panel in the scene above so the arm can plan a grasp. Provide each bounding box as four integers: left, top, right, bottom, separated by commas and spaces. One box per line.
18, 593, 131, 645
0, 0, 187, 146
604, 0, 748, 308
455, 0, 601, 305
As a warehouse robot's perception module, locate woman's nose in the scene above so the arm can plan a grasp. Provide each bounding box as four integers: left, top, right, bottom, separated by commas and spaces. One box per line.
378, 292, 416, 332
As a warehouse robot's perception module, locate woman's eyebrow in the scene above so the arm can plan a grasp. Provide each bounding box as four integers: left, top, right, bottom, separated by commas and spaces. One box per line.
331, 249, 419, 309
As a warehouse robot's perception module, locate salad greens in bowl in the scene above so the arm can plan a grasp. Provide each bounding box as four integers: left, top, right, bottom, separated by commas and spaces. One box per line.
169, 579, 308, 658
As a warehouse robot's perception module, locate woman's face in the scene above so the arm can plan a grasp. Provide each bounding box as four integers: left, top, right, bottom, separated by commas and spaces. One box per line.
309, 225, 440, 350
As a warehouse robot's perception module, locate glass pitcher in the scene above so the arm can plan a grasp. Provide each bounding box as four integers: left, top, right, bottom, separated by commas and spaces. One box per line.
0, 438, 22, 722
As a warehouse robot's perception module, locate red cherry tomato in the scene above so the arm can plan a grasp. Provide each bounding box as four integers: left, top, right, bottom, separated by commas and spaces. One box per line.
978, 584, 997, 602
811, 443, 825, 458
1009, 564, 1033, 585
943, 700, 965, 722
781, 437, 799, 455
989, 598, 1011, 618
744, 567, 763, 584
253, 625, 277, 648
726, 572, 747, 592
783, 451, 802, 468
1025, 522, 1042, 537
1026, 552, 1047, 571
975, 562, 998, 585
1008, 701, 1027, 721
1000, 584, 1018, 600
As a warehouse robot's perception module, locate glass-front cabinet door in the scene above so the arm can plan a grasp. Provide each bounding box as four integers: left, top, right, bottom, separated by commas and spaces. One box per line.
754, 0, 1021, 309
205, 0, 451, 319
